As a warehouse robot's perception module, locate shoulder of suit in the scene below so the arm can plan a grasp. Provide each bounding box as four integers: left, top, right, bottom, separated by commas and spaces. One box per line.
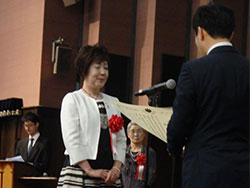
183, 55, 212, 70
16, 138, 28, 149
37, 135, 49, 144
186, 56, 203, 65
18, 137, 29, 144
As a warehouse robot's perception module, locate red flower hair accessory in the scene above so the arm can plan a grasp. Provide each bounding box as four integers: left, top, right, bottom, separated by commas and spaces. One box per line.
136, 154, 146, 165
108, 115, 124, 133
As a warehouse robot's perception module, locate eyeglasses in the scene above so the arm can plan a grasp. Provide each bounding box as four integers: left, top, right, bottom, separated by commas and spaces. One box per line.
23, 122, 36, 128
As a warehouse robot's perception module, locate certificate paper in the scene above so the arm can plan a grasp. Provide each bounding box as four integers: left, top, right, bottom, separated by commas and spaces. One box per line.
6, 155, 24, 162
112, 101, 172, 143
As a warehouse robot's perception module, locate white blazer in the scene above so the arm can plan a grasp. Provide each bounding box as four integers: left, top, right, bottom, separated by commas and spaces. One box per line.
60, 89, 127, 165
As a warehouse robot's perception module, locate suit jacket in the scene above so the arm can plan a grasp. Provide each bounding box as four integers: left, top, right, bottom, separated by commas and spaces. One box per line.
167, 46, 249, 188
15, 135, 49, 174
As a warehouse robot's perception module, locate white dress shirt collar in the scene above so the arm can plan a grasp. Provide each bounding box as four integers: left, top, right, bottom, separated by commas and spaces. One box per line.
29, 132, 40, 146
207, 41, 232, 55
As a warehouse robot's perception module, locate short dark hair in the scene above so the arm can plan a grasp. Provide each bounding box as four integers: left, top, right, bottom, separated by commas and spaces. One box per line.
22, 112, 39, 124
75, 43, 111, 78
192, 3, 235, 39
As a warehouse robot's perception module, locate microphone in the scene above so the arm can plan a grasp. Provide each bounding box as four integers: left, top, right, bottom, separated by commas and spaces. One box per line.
134, 79, 176, 96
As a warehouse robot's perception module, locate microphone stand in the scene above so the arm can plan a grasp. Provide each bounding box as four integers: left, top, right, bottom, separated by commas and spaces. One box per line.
143, 93, 159, 188
143, 92, 176, 188
170, 155, 176, 188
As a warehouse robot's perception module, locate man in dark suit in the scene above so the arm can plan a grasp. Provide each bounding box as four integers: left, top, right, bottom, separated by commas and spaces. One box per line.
167, 3, 249, 188
15, 112, 49, 175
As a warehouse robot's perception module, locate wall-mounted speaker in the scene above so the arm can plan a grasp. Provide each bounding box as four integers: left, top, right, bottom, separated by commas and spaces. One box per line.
62, 0, 81, 7
53, 46, 72, 75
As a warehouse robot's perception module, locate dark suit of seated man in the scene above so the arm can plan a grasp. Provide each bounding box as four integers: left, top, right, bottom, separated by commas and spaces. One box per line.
15, 112, 49, 175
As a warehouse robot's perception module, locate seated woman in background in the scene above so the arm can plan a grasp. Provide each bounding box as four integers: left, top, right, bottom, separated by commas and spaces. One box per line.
121, 122, 157, 188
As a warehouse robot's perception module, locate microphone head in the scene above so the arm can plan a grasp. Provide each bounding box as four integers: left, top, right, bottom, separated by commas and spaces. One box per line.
166, 79, 176, 89
134, 89, 143, 96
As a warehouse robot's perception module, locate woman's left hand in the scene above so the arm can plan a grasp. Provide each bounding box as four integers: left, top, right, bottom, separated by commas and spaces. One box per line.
105, 167, 120, 185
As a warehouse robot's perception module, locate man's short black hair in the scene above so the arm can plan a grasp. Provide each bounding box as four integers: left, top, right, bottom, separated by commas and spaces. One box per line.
22, 112, 39, 124
192, 3, 235, 39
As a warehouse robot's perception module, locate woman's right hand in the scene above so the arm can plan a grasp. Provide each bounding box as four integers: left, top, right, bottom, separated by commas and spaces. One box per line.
85, 168, 108, 180
77, 160, 108, 180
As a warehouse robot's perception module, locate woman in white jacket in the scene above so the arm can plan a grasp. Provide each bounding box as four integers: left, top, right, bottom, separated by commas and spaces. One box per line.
57, 44, 127, 188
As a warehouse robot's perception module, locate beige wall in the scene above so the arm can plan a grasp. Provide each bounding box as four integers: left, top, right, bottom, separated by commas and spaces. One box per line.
0, 0, 45, 107
0, 0, 82, 108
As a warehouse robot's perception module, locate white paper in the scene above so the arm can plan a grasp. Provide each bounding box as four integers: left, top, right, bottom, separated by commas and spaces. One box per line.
6, 155, 24, 162
112, 101, 173, 143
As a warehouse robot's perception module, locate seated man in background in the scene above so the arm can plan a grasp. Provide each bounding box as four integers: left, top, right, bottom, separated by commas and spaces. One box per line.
15, 112, 49, 175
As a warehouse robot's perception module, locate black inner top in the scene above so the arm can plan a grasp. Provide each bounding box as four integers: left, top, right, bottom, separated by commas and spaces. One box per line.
88, 101, 114, 170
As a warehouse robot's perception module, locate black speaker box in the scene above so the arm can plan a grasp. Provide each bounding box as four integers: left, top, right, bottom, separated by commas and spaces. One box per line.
53, 46, 72, 75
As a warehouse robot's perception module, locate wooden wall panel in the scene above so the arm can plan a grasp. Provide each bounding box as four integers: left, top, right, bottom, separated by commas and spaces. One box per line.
99, 0, 133, 56
82, 0, 101, 46
153, 0, 187, 85
132, 0, 157, 105
39, 0, 81, 108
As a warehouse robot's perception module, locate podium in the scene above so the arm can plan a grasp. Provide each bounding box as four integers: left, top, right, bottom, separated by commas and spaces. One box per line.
0, 160, 39, 188
0, 160, 57, 188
